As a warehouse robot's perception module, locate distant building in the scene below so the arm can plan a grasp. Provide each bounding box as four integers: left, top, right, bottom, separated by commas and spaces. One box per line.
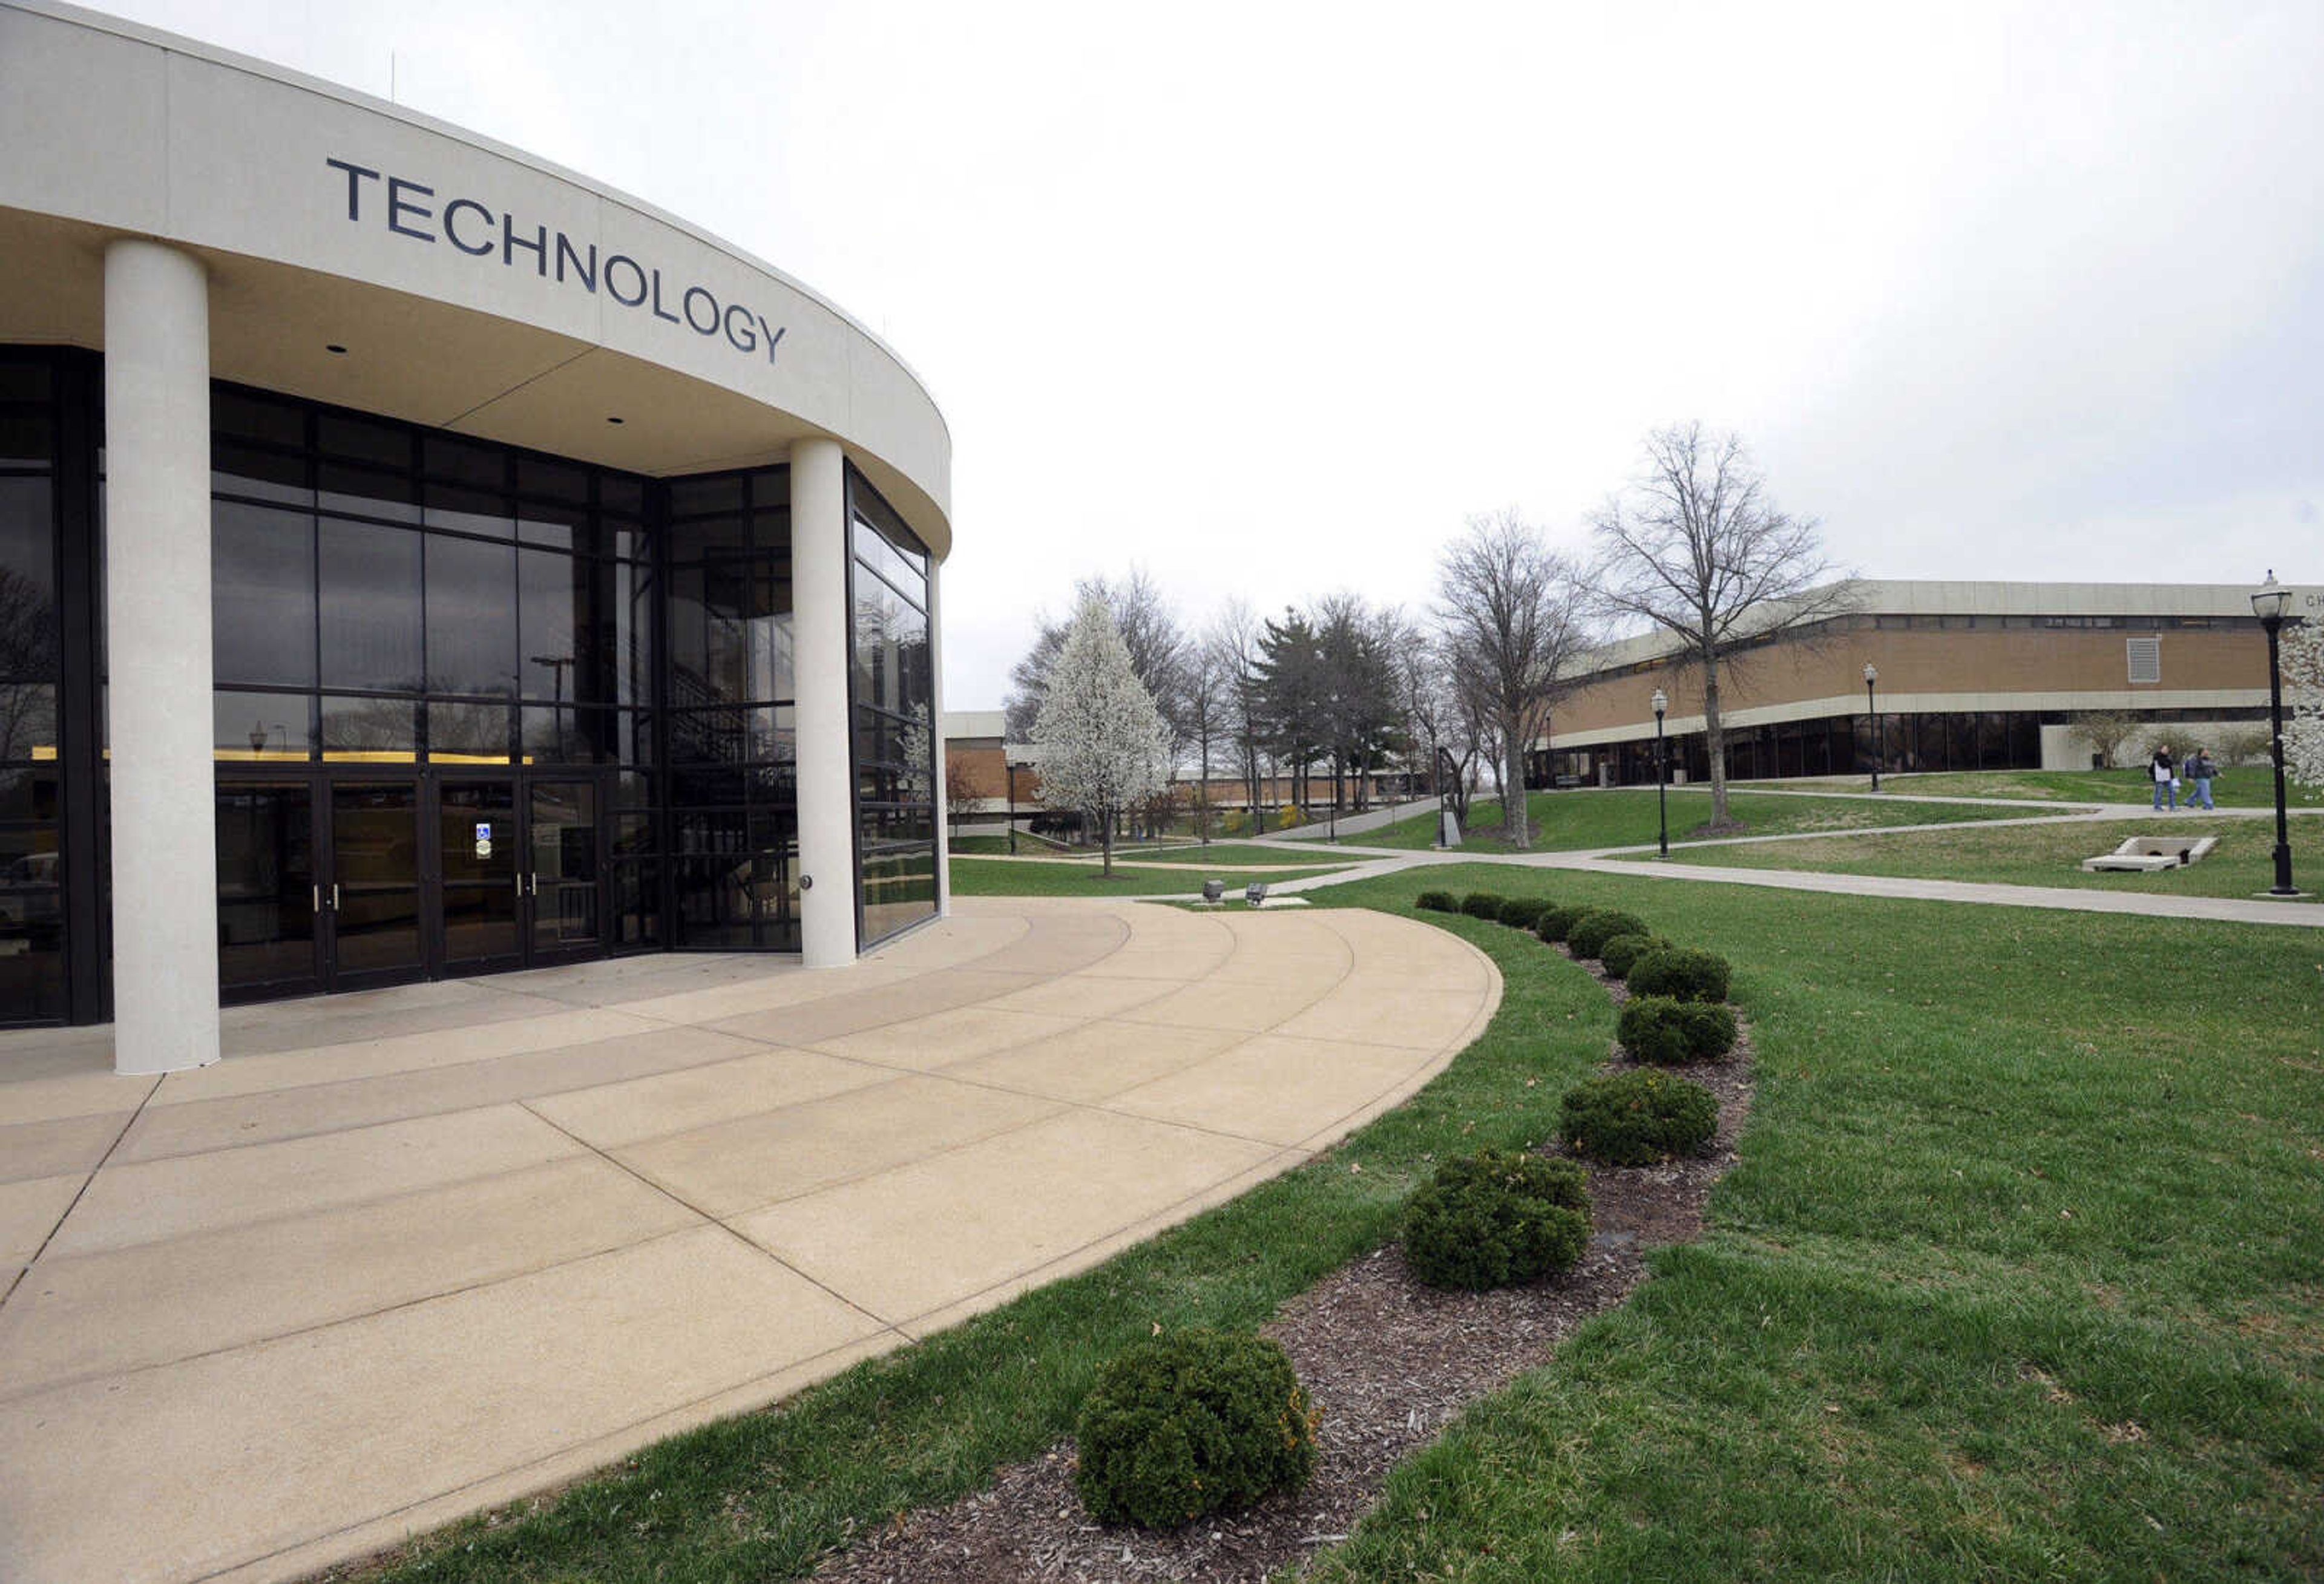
1544, 579, 2317, 786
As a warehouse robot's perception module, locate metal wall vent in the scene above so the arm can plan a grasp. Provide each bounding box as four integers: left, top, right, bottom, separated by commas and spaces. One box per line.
2126, 636, 2162, 684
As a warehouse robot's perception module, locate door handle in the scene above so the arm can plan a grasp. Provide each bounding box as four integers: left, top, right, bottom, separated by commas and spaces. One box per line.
515, 873, 526, 897
330, 884, 340, 910
311, 884, 320, 911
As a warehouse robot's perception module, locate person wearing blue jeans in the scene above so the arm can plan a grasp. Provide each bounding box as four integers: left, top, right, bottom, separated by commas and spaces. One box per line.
2149, 745, 2176, 810
2184, 747, 2217, 810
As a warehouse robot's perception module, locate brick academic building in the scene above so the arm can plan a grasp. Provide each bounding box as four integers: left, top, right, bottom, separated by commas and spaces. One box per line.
1544, 579, 2318, 788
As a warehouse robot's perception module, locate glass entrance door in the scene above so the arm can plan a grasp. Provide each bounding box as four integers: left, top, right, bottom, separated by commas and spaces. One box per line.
437, 778, 522, 975
527, 779, 600, 963
326, 781, 424, 989
216, 780, 321, 1001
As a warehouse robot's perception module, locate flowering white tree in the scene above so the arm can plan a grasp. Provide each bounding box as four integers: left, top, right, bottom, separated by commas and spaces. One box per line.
1032, 595, 1171, 875
2282, 617, 2324, 788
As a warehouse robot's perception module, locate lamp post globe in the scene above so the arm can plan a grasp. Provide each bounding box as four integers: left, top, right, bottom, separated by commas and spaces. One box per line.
1651, 688, 1669, 858
2251, 573, 2299, 897
1863, 663, 1881, 793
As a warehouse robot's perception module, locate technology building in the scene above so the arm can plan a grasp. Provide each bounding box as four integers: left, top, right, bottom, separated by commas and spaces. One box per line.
1545, 579, 2316, 786
0, 2, 951, 1073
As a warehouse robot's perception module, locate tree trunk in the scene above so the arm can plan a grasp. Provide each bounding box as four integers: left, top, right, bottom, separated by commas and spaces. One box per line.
1101, 807, 1114, 876
1502, 715, 1529, 849
1701, 641, 1731, 826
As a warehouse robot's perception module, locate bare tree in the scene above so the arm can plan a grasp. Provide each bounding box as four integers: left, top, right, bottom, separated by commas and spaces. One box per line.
1209, 598, 1268, 836
944, 750, 977, 840
1434, 512, 1589, 849
1181, 633, 1230, 843
1589, 423, 1849, 829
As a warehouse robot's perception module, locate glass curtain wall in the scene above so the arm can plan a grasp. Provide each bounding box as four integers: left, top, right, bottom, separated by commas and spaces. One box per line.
0, 354, 65, 1022
846, 466, 936, 944
207, 386, 662, 960
665, 467, 799, 950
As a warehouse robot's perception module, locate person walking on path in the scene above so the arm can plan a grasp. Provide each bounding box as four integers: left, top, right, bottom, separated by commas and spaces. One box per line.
2150, 745, 2178, 811
2184, 746, 2217, 810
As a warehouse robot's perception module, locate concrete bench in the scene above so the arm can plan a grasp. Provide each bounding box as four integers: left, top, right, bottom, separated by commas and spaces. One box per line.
2081, 835, 2219, 872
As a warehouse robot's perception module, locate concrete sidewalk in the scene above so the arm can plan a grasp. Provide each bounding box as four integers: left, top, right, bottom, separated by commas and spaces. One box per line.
0, 900, 1497, 1584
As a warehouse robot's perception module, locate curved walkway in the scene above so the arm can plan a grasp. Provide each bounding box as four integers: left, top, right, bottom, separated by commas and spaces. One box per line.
1213, 810, 2324, 928
0, 900, 1497, 1584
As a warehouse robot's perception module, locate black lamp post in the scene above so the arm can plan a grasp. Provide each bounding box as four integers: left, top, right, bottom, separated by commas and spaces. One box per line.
1652, 687, 1669, 858
1436, 744, 1457, 848
2252, 573, 2299, 897
1006, 759, 1023, 855
1863, 663, 1881, 792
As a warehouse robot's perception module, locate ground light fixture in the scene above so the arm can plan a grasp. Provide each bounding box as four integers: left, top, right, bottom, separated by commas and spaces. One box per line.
2251, 572, 2300, 896
1202, 879, 1224, 904
1864, 663, 1882, 792
1245, 880, 1268, 907
1651, 687, 1669, 857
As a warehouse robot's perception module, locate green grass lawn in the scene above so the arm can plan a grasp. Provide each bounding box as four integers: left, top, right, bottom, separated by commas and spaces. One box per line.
1357, 787, 2037, 852
947, 856, 1354, 895
349, 868, 2323, 1584
1298, 865, 2324, 1582
1748, 767, 2324, 808
1631, 814, 2323, 902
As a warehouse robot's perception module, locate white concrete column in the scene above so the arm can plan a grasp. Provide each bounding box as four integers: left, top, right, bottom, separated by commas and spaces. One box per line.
103, 240, 220, 1074
790, 437, 856, 968
927, 555, 950, 919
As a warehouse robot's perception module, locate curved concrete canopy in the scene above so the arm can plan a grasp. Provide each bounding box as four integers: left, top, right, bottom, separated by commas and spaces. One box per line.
0, 898, 1497, 1584
0, 0, 951, 555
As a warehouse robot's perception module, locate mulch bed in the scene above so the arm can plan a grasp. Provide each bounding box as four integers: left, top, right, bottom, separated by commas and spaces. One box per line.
815, 943, 1754, 1584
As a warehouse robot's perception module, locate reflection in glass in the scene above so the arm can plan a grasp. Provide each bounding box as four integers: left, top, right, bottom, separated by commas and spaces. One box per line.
438, 779, 518, 964
320, 521, 422, 690
519, 548, 593, 701
530, 780, 599, 952
614, 560, 654, 708
422, 483, 514, 540
0, 474, 57, 621
428, 699, 512, 763
214, 502, 317, 686
0, 684, 56, 764
212, 442, 310, 506
0, 766, 57, 822
329, 782, 422, 974
613, 860, 660, 947
425, 534, 516, 695
321, 696, 418, 761
521, 705, 611, 765
214, 693, 313, 761
217, 783, 317, 993
318, 462, 419, 522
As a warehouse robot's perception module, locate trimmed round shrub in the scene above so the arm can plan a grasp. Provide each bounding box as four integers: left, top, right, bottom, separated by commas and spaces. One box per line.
1567, 909, 1650, 960
1415, 891, 1459, 914
1627, 946, 1732, 1004
1075, 1329, 1319, 1528
1560, 1069, 1719, 1165
1617, 995, 1739, 1064
1405, 1148, 1591, 1291
1460, 892, 1506, 920
1496, 897, 1549, 931
1534, 904, 1584, 944
1598, 932, 1669, 979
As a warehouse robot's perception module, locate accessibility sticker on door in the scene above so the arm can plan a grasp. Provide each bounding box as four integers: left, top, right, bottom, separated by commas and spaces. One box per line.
474, 822, 493, 859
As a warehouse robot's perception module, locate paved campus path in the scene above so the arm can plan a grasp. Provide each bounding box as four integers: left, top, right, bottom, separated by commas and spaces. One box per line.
1196, 796, 2324, 928
0, 900, 1497, 1584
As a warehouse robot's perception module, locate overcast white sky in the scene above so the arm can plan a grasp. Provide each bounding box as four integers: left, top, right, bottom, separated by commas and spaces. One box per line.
92, 0, 2324, 709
